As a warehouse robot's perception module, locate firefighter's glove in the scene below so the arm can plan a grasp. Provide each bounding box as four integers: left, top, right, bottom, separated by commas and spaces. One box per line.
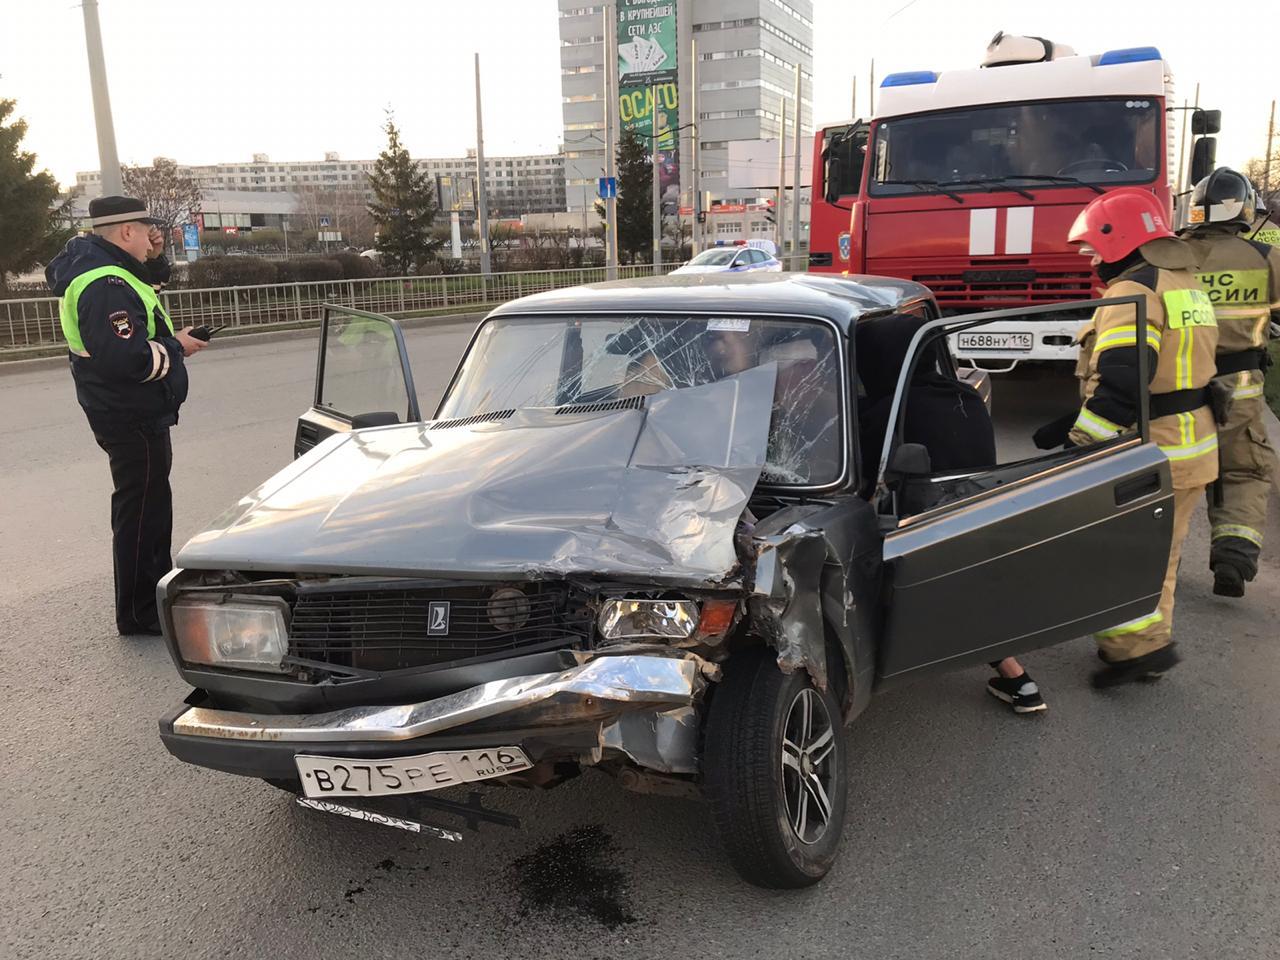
1033, 411, 1077, 450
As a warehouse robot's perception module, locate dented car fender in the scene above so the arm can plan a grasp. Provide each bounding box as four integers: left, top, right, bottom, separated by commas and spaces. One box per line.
746, 499, 881, 721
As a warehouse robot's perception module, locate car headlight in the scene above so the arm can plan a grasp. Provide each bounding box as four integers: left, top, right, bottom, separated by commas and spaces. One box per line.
171, 596, 290, 673
598, 599, 699, 641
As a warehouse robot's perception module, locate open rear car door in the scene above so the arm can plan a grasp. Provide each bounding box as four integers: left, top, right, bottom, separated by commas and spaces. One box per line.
294, 305, 421, 458
872, 296, 1175, 685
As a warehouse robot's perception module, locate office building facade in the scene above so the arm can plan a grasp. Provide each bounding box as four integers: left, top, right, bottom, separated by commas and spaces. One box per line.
557, 0, 813, 213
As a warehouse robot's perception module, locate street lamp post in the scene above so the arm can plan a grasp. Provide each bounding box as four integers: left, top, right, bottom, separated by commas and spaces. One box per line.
474, 53, 492, 276
81, 0, 122, 196
652, 81, 662, 273
790, 62, 803, 271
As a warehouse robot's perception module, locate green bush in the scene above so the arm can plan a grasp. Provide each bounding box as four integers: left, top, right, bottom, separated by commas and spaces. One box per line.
331, 251, 379, 279
293, 258, 344, 283
273, 260, 299, 284
188, 256, 277, 288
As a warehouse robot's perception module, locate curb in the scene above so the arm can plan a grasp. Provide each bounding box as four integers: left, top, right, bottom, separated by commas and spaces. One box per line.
0, 310, 489, 378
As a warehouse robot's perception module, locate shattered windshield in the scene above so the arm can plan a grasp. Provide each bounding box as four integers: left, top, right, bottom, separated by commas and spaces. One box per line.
438, 315, 843, 485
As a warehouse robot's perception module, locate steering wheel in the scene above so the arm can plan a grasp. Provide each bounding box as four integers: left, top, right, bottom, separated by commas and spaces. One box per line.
1057, 158, 1129, 176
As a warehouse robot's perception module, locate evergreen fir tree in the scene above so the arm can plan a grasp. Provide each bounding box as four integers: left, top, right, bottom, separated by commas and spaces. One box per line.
367, 115, 440, 274
0, 99, 72, 293
614, 129, 653, 264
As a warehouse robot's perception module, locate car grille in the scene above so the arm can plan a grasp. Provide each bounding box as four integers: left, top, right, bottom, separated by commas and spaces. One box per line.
913, 267, 1095, 307
288, 583, 593, 672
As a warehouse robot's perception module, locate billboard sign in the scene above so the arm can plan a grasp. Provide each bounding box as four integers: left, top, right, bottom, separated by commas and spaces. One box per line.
617, 0, 679, 204
436, 175, 477, 213
182, 223, 200, 251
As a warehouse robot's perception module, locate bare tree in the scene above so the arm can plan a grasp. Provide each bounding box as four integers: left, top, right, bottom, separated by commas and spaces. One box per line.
121, 157, 201, 255
1243, 156, 1280, 214
292, 186, 377, 251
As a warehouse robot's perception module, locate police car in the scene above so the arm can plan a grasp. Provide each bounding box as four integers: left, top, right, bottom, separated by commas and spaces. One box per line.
671, 239, 782, 275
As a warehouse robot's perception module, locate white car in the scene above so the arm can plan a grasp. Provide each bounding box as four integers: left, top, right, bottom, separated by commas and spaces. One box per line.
672, 245, 783, 275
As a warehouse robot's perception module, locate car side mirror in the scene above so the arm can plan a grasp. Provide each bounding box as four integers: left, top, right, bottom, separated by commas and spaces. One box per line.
1191, 108, 1221, 135
350, 411, 401, 429
884, 442, 932, 483
1190, 137, 1217, 185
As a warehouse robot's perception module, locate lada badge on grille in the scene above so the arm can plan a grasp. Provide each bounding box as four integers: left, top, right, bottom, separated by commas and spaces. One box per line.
427, 601, 451, 635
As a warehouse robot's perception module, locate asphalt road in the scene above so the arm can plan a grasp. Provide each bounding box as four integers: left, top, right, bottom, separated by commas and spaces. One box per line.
2, 324, 1278, 960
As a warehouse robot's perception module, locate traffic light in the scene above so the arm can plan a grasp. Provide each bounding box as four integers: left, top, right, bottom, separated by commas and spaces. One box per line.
696, 211, 706, 224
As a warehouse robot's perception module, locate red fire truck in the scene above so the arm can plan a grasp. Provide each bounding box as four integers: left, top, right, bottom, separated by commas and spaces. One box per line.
810, 36, 1218, 368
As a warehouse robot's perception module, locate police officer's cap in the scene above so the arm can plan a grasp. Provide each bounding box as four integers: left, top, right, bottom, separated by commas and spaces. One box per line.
89, 195, 165, 228
1188, 168, 1258, 230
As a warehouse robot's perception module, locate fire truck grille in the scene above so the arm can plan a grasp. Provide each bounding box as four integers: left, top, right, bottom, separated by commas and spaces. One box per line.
915, 268, 1095, 307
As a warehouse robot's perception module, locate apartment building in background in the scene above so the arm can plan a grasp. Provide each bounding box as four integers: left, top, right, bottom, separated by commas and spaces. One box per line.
75, 149, 567, 218
558, 0, 813, 223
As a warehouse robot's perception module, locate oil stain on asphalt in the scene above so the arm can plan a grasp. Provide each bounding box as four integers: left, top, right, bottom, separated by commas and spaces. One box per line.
510, 825, 636, 929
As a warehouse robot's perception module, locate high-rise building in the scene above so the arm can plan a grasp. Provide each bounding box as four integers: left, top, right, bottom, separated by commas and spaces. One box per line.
557, 0, 813, 213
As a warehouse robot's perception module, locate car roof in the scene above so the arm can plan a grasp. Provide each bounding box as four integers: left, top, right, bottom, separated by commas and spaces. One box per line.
485, 272, 935, 333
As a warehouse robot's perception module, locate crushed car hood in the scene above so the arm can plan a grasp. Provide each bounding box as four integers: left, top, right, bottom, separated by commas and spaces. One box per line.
178, 365, 777, 584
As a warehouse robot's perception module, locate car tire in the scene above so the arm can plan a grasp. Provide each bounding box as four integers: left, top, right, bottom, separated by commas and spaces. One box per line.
703, 648, 847, 888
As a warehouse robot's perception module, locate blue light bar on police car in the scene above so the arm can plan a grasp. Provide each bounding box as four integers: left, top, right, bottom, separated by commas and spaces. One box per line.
1097, 47, 1163, 66
880, 71, 939, 88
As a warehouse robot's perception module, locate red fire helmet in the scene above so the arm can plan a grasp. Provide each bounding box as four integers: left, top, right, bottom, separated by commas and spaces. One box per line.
1067, 188, 1174, 263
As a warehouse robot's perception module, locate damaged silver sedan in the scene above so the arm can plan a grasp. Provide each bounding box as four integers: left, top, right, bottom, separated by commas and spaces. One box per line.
158, 274, 1174, 887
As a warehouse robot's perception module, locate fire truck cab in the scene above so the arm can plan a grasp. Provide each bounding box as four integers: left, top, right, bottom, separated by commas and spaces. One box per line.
811, 38, 1182, 370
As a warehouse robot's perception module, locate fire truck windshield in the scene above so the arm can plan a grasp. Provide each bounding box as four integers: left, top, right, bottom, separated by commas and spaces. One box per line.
870, 97, 1161, 196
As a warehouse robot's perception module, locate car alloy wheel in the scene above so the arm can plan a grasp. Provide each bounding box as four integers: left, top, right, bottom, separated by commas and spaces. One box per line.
781, 688, 837, 845
703, 649, 848, 888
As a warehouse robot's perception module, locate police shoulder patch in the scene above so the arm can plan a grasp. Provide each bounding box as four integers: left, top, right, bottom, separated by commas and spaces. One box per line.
108, 310, 133, 338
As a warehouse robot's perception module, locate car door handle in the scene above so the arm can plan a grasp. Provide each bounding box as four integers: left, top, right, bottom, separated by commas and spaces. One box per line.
1114, 472, 1161, 506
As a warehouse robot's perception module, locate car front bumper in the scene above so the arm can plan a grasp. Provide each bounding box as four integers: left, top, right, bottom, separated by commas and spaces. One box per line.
160, 653, 713, 782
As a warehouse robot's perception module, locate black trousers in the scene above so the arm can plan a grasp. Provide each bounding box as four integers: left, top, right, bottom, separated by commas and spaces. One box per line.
92, 425, 174, 634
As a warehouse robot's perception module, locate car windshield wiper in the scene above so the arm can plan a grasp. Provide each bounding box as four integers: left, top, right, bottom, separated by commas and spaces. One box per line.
972, 174, 1107, 195
936, 177, 1036, 200
876, 179, 965, 204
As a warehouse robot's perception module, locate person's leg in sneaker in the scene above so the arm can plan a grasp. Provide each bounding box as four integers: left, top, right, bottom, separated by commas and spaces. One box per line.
986, 657, 1046, 714
1093, 485, 1197, 687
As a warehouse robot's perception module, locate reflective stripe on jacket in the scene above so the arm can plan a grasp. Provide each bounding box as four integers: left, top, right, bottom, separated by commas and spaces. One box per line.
1181, 226, 1280, 400
1071, 251, 1220, 489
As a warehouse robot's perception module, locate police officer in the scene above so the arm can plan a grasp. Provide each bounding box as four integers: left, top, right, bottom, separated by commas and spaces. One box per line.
1179, 168, 1280, 597
45, 196, 207, 635
1066, 188, 1219, 687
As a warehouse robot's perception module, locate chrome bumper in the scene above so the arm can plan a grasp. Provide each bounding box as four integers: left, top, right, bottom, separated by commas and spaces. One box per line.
172, 654, 711, 745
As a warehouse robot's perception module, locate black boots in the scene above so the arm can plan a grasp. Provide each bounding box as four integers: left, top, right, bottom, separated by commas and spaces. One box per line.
1092, 643, 1181, 689
1212, 562, 1246, 598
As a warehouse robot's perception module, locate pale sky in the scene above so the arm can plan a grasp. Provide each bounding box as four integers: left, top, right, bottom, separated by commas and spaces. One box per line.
0, 0, 1272, 188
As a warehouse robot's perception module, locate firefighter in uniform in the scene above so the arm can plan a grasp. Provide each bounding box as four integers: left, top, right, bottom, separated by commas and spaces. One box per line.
1066, 188, 1219, 687
1179, 168, 1280, 597
45, 196, 207, 635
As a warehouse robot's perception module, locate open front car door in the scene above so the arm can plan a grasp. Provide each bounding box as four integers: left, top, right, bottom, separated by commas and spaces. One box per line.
294, 305, 421, 458
872, 297, 1175, 685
